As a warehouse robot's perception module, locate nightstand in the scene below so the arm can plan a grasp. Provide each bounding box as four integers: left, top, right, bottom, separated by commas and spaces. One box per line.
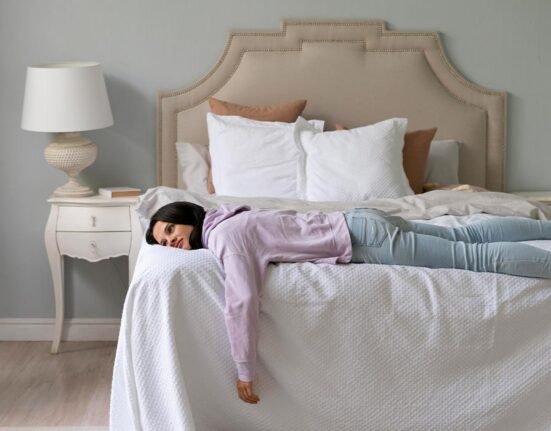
45, 195, 143, 353
513, 192, 551, 206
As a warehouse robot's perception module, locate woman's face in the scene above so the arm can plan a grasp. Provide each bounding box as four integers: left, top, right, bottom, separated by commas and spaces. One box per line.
152, 221, 194, 249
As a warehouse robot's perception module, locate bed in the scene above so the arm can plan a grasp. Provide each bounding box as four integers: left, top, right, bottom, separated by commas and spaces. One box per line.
110, 21, 551, 430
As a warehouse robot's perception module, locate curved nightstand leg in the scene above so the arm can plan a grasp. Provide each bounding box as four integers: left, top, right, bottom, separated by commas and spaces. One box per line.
45, 205, 64, 354
50, 256, 64, 354
128, 207, 143, 283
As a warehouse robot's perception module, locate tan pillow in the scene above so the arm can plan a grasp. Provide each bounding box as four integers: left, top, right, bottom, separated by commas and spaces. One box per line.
336, 124, 437, 194
208, 97, 307, 123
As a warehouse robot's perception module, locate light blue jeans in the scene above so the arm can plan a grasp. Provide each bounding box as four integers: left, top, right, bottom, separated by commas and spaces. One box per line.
344, 208, 551, 279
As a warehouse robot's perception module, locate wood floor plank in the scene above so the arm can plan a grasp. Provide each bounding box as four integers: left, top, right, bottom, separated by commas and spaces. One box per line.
0, 342, 116, 427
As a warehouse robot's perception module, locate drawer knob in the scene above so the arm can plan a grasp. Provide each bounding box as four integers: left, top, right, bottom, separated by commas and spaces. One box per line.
91, 216, 97, 227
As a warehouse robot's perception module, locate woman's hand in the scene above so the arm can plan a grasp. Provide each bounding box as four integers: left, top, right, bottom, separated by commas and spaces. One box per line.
237, 379, 260, 404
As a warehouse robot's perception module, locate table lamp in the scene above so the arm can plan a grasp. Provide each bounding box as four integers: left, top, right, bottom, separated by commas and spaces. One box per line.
21, 62, 113, 197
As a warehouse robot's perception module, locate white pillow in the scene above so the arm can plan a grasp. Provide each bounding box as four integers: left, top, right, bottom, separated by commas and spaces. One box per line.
207, 113, 323, 198
176, 142, 210, 193
296, 117, 413, 201
424, 139, 461, 185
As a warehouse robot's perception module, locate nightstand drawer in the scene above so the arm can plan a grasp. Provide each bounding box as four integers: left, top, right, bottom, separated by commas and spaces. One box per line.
57, 206, 130, 231
57, 232, 132, 261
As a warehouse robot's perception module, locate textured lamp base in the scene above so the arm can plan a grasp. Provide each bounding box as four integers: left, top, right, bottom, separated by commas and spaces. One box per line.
44, 133, 97, 197
54, 177, 95, 197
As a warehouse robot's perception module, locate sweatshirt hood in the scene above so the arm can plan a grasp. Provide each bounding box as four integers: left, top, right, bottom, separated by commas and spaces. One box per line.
202, 204, 251, 246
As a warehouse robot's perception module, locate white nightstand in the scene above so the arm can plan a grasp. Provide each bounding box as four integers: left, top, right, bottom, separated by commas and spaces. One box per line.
45, 195, 143, 353
513, 192, 551, 206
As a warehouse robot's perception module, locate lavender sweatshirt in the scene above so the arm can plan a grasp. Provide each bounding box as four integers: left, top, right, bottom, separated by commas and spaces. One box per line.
202, 204, 352, 381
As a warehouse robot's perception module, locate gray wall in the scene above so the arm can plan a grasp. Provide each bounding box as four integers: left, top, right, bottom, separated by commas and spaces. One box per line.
1, 0, 550, 319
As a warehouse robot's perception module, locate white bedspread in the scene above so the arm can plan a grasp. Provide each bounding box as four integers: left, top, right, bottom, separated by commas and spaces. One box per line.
110, 191, 551, 431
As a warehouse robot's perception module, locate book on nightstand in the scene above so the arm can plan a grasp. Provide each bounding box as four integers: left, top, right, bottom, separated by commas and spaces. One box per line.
98, 187, 142, 198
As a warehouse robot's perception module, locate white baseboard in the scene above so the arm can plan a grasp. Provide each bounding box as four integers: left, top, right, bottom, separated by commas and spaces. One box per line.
0, 318, 120, 341
0, 428, 107, 430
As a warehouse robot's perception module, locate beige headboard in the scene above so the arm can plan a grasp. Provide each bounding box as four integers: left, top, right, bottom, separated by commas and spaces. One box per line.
157, 20, 507, 191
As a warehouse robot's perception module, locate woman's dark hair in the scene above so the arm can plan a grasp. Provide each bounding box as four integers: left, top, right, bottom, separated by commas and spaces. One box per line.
145, 201, 206, 249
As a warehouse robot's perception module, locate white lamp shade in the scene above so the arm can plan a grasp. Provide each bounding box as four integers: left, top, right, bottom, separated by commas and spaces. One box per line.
21, 62, 114, 132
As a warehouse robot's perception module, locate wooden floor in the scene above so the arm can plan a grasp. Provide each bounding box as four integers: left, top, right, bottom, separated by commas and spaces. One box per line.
0, 341, 116, 427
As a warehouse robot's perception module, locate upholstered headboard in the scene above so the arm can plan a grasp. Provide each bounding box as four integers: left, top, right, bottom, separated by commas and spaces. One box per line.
157, 20, 507, 191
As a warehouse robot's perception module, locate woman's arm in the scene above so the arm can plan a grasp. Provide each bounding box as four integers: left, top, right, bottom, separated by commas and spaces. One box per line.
222, 253, 266, 403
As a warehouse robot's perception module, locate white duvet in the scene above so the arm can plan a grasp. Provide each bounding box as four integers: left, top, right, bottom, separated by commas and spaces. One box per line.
110, 189, 551, 431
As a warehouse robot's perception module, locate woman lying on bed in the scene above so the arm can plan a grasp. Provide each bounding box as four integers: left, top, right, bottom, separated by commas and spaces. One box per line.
145, 201, 551, 404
